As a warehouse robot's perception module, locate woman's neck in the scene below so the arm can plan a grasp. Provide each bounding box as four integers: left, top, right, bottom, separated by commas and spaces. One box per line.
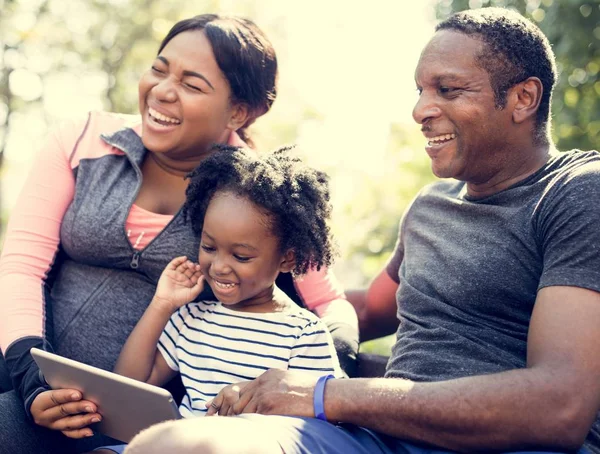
147, 151, 203, 177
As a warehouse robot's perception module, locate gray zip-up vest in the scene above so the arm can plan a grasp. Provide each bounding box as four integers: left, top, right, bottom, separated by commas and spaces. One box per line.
50, 126, 200, 372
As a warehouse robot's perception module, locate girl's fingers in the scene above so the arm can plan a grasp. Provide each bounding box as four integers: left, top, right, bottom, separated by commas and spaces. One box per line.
169, 256, 188, 270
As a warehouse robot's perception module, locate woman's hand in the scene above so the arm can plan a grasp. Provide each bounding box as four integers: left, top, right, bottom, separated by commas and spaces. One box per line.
153, 256, 204, 312
205, 381, 251, 416
30, 389, 102, 438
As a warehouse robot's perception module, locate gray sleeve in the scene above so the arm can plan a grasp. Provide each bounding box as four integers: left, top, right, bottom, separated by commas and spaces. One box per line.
385, 235, 403, 284
384, 193, 423, 284
536, 159, 600, 292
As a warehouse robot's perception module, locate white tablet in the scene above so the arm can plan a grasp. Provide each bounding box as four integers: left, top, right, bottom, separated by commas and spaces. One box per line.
31, 348, 182, 443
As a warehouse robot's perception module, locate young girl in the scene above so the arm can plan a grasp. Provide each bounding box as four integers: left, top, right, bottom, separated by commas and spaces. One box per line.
96, 146, 342, 453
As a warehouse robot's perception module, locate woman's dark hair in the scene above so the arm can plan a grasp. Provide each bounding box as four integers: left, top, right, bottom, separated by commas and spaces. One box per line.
158, 14, 278, 145
437, 7, 557, 145
183, 146, 336, 276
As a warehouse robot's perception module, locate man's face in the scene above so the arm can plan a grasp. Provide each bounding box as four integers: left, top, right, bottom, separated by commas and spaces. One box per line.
412, 30, 514, 183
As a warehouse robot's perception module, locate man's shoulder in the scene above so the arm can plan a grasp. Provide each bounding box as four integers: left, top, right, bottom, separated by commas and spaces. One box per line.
549, 149, 600, 170
547, 149, 600, 187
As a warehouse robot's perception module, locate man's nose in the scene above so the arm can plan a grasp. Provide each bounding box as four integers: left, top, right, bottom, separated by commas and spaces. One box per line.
412, 91, 441, 124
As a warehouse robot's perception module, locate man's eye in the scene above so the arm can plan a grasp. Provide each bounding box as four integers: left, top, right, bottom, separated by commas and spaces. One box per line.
416, 87, 423, 95
151, 66, 165, 74
439, 86, 458, 94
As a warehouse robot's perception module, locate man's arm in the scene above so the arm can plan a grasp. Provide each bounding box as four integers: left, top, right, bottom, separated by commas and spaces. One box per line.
329, 285, 600, 451
234, 285, 600, 452
346, 268, 399, 341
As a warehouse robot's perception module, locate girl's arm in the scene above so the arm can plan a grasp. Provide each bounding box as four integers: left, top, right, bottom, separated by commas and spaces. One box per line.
114, 256, 204, 386
113, 301, 177, 386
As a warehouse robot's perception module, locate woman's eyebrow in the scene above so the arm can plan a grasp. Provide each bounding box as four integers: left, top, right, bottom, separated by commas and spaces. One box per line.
156, 56, 215, 91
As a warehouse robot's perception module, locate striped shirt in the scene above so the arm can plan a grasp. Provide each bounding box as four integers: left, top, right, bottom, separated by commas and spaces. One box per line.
157, 301, 342, 418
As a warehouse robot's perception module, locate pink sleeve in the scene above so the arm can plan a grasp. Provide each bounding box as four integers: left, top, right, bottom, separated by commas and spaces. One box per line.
294, 267, 358, 328
0, 118, 84, 352
294, 267, 346, 311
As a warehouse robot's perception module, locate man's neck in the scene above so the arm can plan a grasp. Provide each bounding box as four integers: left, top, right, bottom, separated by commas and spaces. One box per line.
465, 143, 553, 199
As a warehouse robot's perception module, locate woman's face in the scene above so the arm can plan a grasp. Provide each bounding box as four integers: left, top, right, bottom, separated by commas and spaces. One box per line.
138, 30, 245, 159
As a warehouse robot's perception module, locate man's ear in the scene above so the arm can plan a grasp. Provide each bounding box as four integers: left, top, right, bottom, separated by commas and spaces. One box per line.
510, 77, 543, 125
227, 103, 251, 131
279, 249, 296, 273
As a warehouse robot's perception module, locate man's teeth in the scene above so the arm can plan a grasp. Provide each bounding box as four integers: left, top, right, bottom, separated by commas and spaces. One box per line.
214, 280, 236, 289
148, 107, 181, 124
428, 133, 456, 144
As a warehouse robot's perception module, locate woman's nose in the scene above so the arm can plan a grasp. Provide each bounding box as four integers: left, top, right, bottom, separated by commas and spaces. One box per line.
152, 77, 178, 103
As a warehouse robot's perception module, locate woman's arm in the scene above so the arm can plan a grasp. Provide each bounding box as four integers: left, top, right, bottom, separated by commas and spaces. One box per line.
346, 268, 399, 342
293, 267, 359, 376
0, 116, 88, 415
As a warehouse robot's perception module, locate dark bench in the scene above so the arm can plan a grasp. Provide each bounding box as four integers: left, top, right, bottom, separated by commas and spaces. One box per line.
356, 352, 388, 378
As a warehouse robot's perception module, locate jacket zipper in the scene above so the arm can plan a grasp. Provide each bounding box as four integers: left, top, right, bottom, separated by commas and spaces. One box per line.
130, 251, 141, 269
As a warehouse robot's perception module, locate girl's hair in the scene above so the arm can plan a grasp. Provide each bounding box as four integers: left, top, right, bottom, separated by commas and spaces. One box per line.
183, 146, 336, 276
158, 14, 278, 145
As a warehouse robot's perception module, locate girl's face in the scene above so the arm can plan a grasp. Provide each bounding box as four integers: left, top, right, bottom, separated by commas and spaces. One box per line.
198, 191, 293, 310
138, 30, 247, 160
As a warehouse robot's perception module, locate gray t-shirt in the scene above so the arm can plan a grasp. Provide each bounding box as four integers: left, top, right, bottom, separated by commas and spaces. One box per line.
385, 150, 600, 451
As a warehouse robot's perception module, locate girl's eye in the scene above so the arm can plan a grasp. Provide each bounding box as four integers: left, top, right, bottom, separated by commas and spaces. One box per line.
234, 255, 251, 263
201, 245, 215, 253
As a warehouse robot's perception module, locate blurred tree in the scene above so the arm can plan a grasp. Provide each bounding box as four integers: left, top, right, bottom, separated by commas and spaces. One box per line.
435, 0, 600, 152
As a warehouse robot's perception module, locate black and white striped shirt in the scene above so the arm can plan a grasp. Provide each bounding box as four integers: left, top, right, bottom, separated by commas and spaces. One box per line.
158, 301, 341, 417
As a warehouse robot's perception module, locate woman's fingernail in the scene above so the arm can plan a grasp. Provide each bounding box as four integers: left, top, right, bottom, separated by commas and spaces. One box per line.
71, 392, 80, 399
91, 417, 101, 423
85, 406, 93, 412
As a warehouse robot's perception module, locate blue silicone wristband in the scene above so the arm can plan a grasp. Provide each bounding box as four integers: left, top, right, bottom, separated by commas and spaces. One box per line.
313, 374, 335, 421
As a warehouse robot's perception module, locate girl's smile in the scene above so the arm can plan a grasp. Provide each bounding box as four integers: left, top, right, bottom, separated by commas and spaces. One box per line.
199, 191, 293, 312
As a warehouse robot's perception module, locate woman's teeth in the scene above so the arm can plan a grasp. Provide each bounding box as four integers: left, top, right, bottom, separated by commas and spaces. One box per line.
148, 107, 181, 125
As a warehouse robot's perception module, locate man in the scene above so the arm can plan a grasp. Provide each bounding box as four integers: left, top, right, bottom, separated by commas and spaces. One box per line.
122, 7, 600, 454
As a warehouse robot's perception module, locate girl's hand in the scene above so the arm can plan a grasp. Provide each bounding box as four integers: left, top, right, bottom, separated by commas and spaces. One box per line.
205, 381, 251, 416
30, 389, 102, 438
153, 256, 204, 312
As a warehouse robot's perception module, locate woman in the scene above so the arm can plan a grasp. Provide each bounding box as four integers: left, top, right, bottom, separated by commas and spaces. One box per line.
0, 14, 358, 454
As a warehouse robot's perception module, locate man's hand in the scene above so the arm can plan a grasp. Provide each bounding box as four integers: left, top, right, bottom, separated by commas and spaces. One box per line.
205, 381, 250, 416
30, 389, 101, 438
153, 256, 204, 312
213, 369, 321, 417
